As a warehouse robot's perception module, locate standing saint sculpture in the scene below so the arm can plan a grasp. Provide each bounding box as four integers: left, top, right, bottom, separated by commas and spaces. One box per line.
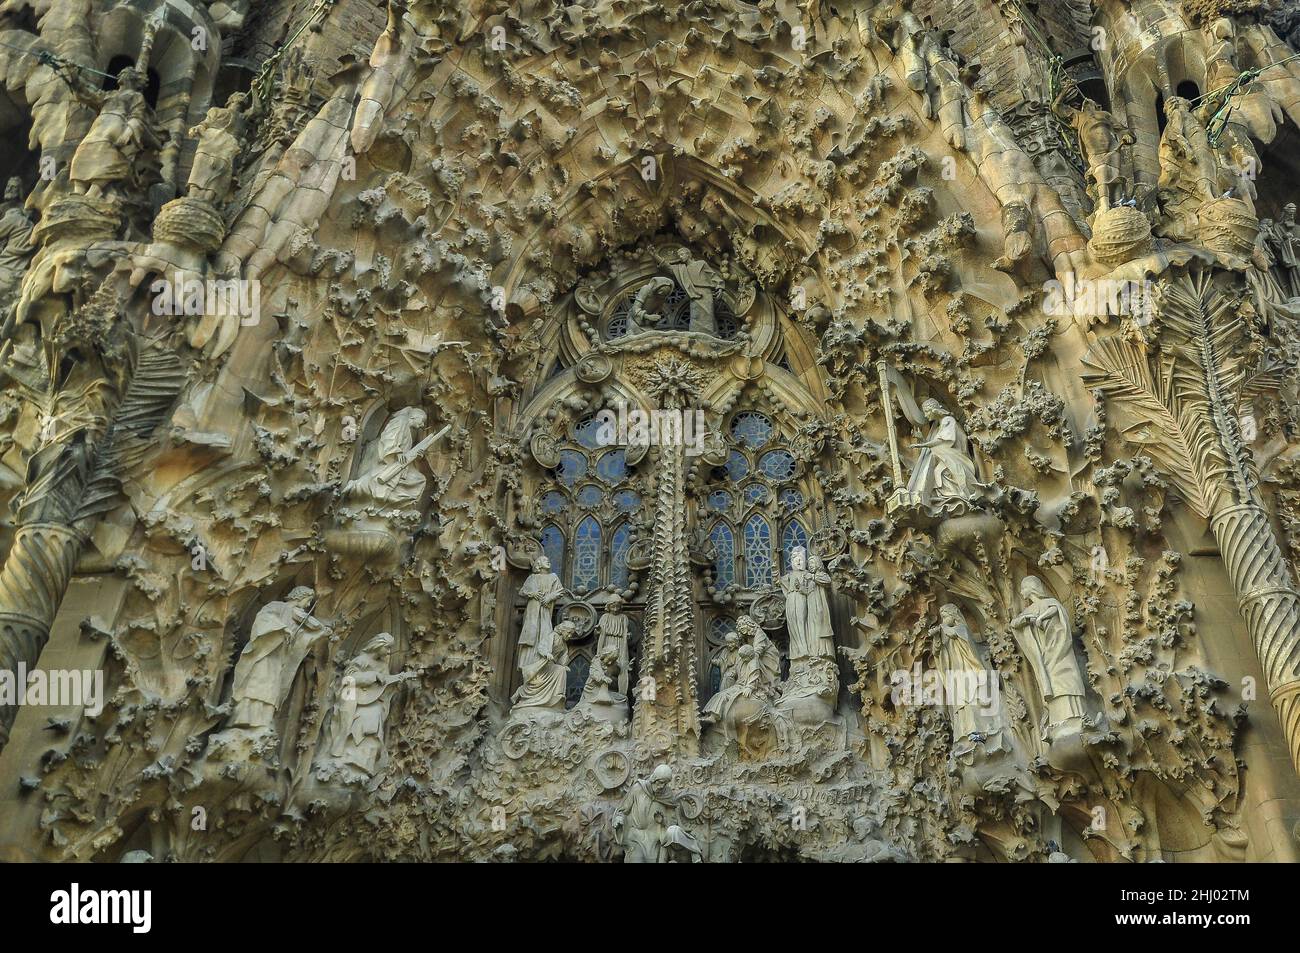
224, 587, 330, 740
651, 247, 725, 335
933, 604, 1007, 756
595, 596, 631, 696
1010, 576, 1086, 741
517, 554, 566, 671
780, 546, 835, 661
0, 177, 33, 308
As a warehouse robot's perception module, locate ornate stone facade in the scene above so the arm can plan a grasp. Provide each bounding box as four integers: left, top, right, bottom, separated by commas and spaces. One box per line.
0, 0, 1298, 862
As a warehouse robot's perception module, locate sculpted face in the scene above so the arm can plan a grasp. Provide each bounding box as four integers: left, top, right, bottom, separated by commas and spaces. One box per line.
4, 177, 20, 202
939, 604, 961, 626
533, 555, 551, 572
790, 546, 807, 571
922, 398, 946, 422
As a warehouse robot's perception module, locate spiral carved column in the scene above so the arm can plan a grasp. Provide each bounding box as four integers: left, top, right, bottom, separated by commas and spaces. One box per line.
1211, 500, 1300, 776
0, 523, 84, 748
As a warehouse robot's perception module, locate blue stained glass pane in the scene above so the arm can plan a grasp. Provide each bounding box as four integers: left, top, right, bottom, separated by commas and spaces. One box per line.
743, 483, 771, 505
614, 490, 641, 512
597, 449, 627, 482
611, 523, 632, 589
709, 523, 736, 590
715, 295, 738, 340
607, 299, 632, 339
556, 450, 588, 487
744, 515, 774, 588
573, 516, 601, 592
707, 489, 733, 512
574, 417, 603, 449
779, 488, 805, 512
566, 655, 589, 709
709, 616, 736, 641
708, 664, 722, 698
540, 525, 565, 583
577, 483, 603, 508
730, 411, 774, 448
782, 521, 809, 573
758, 449, 797, 481
541, 491, 568, 514
723, 450, 749, 481
658, 287, 690, 330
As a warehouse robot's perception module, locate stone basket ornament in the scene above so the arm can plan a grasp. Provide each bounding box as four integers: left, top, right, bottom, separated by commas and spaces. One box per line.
560, 599, 597, 638
750, 589, 787, 631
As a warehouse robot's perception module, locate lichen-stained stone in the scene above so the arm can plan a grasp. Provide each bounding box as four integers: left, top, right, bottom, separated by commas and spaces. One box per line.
2, 0, 1300, 863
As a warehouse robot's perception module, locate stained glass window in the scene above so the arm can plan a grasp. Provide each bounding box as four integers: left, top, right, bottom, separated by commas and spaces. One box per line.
730, 411, 773, 448
573, 516, 601, 592
577, 483, 603, 508
715, 295, 739, 340
556, 450, 587, 487
574, 416, 604, 449
722, 450, 749, 481
743, 515, 774, 587
566, 654, 590, 709
658, 287, 690, 330
779, 488, 805, 512
607, 298, 632, 339
782, 520, 809, 573
707, 489, 733, 512
743, 483, 771, 505
541, 525, 565, 579
758, 449, 796, 481
709, 522, 736, 590
709, 616, 736, 641
596, 449, 627, 482
610, 522, 632, 590
541, 491, 567, 514
614, 489, 640, 512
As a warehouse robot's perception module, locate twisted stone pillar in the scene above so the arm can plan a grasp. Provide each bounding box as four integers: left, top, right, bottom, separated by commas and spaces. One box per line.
0, 523, 84, 747
1211, 500, 1300, 775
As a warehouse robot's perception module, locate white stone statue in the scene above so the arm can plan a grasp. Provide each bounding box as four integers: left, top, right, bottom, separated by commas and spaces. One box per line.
512, 619, 577, 713
228, 587, 330, 734
186, 94, 246, 205
701, 615, 782, 733
904, 399, 986, 515
595, 596, 631, 696
68, 67, 159, 199
0, 177, 33, 305
651, 247, 724, 335
342, 407, 431, 515
318, 633, 418, 781
933, 604, 1007, 756
613, 764, 699, 863
1010, 576, 1086, 741
577, 644, 627, 720
779, 546, 835, 661
517, 554, 566, 670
